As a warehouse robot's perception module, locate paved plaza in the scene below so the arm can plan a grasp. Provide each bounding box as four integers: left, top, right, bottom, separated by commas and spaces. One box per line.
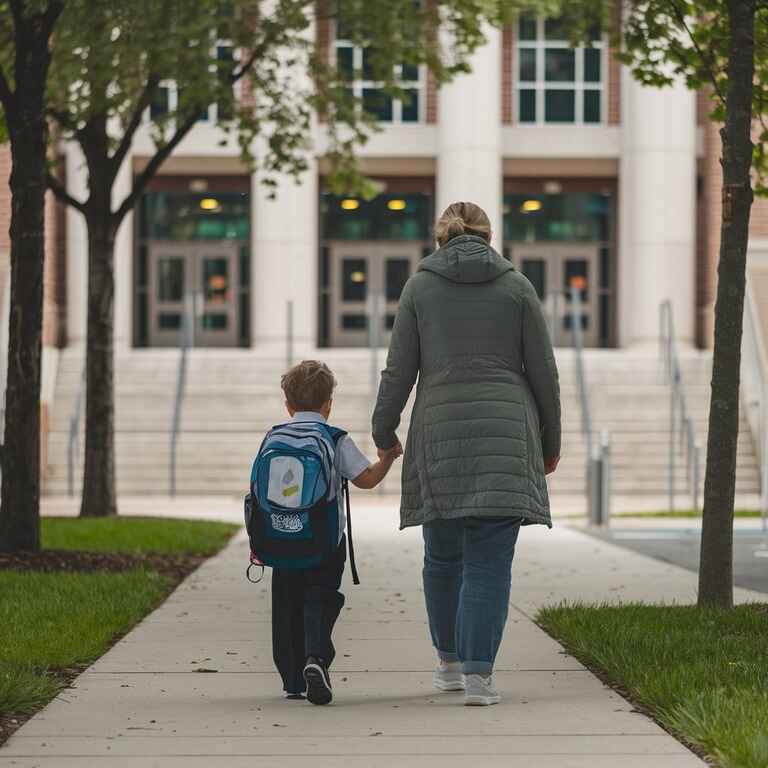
2, 499, 765, 767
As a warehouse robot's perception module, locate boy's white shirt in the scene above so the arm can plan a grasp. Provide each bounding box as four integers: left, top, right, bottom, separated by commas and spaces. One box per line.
289, 411, 371, 537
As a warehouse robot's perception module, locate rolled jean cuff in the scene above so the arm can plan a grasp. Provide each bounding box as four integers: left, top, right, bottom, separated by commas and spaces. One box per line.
437, 650, 459, 663
462, 660, 493, 675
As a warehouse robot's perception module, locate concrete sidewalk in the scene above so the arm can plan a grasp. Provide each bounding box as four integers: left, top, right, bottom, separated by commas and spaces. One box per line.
4, 502, 763, 767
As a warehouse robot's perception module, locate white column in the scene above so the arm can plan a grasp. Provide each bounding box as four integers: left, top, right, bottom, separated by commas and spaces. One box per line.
251, 162, 318, 352
437, 25, 503, 251
113, 155, 133, 349
619, 70, 696, 347
65, 142, 89, 347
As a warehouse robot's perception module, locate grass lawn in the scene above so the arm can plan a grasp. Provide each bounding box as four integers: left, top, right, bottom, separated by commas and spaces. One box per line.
538, 602, 768, 768
0, 517, 238, 724
614, 508, 762, 518
42, 516, 237, 555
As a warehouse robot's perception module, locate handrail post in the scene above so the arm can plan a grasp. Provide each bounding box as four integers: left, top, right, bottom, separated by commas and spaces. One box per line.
67, 364, 86, 498
170, 292, 193, 498
368, 291, 382, 402
601, 430, 611, 527
286, 299, 294, 371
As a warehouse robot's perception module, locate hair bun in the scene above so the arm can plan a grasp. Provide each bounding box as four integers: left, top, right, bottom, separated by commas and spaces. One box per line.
445, 216, 466, 238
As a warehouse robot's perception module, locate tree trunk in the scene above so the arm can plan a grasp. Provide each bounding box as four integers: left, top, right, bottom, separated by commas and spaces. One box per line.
698, 0, 756, 609
0, 14, 55, 552
79, 210, 117, 518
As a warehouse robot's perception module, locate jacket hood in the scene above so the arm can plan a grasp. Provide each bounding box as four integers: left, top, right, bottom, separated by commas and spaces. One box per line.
419, 234, 514, 284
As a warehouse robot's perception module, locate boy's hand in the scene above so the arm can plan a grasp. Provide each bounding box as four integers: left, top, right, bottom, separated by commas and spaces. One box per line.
378, 440, 403, 461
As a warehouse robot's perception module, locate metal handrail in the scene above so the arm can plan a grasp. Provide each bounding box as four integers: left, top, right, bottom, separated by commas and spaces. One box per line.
743, 278, 768, 531
569, 285, 610, 525
659, 300, 701, 513
169, 292, 194, 497
67, 363, 86, 497
570, 287, 593, 449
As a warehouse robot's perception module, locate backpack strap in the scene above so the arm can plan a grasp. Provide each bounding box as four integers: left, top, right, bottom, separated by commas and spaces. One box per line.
327, 428, 360, 586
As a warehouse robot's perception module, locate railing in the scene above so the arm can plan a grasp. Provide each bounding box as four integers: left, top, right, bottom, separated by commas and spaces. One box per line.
742, 278, 768, 531
570, 285, 611, 525
169, 292, 195, 497
67, 363, 86, 497
659, 300, 702, 514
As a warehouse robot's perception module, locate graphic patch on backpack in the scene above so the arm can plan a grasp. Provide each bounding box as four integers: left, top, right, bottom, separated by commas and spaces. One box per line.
267, 456, 304, 509
271, 512, 304, 533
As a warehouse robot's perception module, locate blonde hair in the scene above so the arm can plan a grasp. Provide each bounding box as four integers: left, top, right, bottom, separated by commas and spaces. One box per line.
435, 202, 492, 246
281, 360, 337, 411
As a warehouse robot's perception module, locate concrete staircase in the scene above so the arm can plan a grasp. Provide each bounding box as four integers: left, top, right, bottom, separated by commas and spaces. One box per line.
45, 346, 761, 500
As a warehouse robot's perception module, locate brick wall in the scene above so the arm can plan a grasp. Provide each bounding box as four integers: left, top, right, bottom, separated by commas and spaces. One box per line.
699, 112, 768, 347
607, 3, 621, 125
699, 116, 721, 347
502, 26, 513, 124
0, 144, 65, 348
750, 192, 768, 238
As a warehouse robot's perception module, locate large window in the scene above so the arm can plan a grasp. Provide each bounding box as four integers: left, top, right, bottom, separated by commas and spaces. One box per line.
516, 16, 605, 125
334, 24, 424, 123
145, 42, 238, 125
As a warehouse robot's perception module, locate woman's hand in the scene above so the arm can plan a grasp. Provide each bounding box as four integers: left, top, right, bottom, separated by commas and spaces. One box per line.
544, 455, 560, 475
378, 440, 403, 461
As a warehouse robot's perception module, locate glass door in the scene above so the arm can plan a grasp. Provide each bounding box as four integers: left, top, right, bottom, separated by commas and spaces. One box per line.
328, 242, 422, 347
148, 243, 240, 347
195, 246, 239, 347
148, 246, 187, 347
512, 244, 600, 347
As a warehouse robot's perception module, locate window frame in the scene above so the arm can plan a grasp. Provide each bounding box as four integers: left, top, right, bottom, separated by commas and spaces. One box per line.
515, 17, 607, 126
143, 38, 240, 127
333, 26, 425, 125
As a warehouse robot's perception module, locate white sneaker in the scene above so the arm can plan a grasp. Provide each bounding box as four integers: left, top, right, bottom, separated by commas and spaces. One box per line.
464, 674, 500, 706
432, 661, 465, 692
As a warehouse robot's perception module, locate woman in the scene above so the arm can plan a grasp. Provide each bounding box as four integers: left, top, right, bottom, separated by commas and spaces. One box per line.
372, 201, 561, 706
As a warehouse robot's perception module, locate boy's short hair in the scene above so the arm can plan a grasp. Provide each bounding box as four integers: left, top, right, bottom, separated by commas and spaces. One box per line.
281, 360, 337, 411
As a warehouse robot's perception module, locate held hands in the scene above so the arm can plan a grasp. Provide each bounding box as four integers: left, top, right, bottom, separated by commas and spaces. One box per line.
544, 455, 560, 475
378, 439, 403, 463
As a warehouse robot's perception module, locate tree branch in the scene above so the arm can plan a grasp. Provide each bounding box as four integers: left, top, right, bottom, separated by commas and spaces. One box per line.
41, 0, 65, 38
47, 171, 88, 215
112, 111, 199, 225
8, 0, 23, 28
0, 64, 15, 115
230, 46, 260, 84
46, 106, 81, 134
669, 0, 726, 106
110, 74, 161, 179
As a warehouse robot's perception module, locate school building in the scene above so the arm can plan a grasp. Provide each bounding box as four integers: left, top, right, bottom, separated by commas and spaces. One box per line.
0, 15, 766, 499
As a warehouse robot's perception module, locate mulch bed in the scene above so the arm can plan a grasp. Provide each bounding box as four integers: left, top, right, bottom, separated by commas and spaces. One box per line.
0, 549, 207, 579
0, 550, 207, 746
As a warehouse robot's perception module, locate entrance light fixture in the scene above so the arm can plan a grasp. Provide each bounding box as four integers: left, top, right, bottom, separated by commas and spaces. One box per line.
387, 199, 407, 211
521, 199, 543, 213
350, 271, 366, 284
200, 197, 221, 212
341, 198, 360, 211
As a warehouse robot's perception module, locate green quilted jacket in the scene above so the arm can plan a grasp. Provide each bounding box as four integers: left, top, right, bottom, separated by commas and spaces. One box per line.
372, 234, 561, 529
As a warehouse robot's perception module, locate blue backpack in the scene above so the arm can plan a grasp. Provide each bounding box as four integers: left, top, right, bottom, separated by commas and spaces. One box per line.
244, 420, 360, 584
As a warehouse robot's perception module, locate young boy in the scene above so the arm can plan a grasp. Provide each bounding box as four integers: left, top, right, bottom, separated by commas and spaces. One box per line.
271, 360, 401, 705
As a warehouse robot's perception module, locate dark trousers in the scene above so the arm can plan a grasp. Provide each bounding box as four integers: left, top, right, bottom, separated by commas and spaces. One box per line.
271, 537, 346, 694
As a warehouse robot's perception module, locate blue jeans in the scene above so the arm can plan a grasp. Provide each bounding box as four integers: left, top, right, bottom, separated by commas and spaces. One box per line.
422, 516, 523, 676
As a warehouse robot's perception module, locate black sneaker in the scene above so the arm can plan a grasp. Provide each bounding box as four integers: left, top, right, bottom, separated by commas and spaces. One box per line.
303, 657, 333, 705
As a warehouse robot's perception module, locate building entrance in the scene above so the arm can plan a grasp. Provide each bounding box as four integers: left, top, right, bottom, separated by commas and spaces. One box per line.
148, 242, 240, 347
510, 243, 601, 347
328, 241, 423, 347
